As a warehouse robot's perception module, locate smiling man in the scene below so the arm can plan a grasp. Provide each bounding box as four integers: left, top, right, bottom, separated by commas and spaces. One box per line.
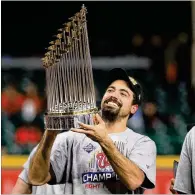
28, 68, 157, 194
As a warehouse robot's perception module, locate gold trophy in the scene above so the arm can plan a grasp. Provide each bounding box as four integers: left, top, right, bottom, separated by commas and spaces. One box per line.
42, 5, 98, 131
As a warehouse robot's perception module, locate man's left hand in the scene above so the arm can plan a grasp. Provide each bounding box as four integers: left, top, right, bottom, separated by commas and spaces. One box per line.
71, 114, 109, 143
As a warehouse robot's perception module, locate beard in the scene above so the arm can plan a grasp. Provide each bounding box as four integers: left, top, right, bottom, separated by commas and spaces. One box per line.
101, 96, 122, 122
102, 106, 120, 122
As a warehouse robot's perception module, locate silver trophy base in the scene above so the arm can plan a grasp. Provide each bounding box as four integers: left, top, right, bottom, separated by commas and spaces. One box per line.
44, 108, 98, 131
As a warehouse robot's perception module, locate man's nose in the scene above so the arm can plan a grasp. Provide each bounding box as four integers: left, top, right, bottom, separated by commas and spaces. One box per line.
111, 91, 120, 99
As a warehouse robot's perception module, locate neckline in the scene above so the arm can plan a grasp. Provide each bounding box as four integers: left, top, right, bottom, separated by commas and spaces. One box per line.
108, 127, 129, 135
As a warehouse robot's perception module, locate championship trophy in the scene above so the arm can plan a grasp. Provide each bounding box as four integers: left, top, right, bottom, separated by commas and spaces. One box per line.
42, 5, 98, 131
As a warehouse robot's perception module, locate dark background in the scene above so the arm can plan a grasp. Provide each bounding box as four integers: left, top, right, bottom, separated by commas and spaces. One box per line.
2, 1, 192, 57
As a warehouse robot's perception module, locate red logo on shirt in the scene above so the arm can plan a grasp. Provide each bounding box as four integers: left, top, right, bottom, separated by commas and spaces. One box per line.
96, 152, 110, 168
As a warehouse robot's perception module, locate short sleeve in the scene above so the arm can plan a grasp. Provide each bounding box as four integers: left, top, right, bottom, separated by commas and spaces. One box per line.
127, 136, 157, 189
173, 130, 193, 193
18, 168, 29, 184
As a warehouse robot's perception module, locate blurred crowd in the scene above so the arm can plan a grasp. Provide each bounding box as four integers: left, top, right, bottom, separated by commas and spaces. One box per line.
1, 33, 195, 155
1, 79, 45, 154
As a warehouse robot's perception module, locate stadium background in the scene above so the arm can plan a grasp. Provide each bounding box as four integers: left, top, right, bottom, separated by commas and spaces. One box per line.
1, 1, 195, 194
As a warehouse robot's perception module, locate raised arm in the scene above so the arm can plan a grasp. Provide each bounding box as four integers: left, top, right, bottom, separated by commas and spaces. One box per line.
28, 130, 59, 185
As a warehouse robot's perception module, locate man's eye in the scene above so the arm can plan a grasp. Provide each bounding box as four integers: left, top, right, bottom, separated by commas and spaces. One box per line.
121, 93, 127, 97
107, 89, 113, 92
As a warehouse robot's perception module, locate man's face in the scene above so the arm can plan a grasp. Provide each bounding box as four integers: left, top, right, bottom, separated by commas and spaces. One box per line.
101, 80, 138, 122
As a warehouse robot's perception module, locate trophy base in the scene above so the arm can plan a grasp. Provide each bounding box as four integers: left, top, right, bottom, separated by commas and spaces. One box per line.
44, 108, 98, 131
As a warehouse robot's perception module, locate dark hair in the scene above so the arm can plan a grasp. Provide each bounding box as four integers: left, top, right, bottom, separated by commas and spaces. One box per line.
128, 93, 137, 119
132, 93, 137, 105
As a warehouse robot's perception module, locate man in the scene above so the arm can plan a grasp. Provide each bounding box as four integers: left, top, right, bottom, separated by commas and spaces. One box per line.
172, 125, 195, 194
12, 146, 65, 194
27, 68, 156, 194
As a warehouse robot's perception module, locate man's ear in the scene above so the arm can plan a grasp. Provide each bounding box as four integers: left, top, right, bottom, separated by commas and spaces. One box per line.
130, 104, 138, 115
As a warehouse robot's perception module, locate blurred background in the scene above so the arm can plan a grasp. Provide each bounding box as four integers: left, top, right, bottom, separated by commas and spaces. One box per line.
1, 1, 195, 194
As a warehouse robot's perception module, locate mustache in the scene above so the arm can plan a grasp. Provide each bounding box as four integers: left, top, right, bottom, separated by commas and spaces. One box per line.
104, 96, 122, 107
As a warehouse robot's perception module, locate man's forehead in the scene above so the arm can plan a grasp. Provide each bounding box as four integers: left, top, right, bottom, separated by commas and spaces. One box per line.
108, 80, 133, 92
109, 79, 129, 86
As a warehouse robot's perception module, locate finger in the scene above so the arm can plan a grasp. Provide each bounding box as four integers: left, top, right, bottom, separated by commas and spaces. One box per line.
95, 113, 104, 124
171, 178, 175, 185
77, 122, 94, 130
70, 128, 92, 135
93, 115, 98, 125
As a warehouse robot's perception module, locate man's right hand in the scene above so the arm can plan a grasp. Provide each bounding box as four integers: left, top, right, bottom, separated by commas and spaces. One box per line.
170, 178, 177, 194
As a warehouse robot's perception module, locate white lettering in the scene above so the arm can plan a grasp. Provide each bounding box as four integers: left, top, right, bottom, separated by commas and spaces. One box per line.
116, 174, 120, 180
106, 173, 112, 180
83, 172, 116, 183
86, 173, 93, 181
83, 175, 88, 183
93, 174, 98, 181
98, 173, 106, 180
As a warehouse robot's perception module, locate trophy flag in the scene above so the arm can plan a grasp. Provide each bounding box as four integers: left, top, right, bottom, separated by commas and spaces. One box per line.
42, 5, 98, 131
